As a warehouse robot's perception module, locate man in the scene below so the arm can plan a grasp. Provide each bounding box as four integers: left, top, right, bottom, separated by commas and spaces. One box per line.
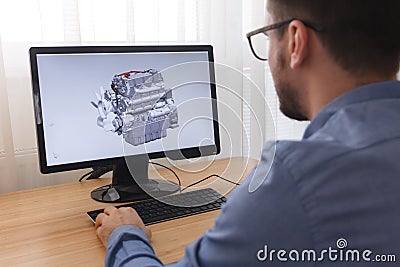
96, 0, 400, 266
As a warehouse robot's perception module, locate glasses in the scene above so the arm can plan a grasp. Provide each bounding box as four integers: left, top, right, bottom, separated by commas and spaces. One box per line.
246, 18, 323, 61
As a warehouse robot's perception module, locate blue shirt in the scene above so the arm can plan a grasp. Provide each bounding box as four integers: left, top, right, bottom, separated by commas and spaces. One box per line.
105, 81, 400, 266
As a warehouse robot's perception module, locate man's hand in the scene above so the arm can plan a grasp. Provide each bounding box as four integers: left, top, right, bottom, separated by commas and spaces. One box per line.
95, 206, 152, 247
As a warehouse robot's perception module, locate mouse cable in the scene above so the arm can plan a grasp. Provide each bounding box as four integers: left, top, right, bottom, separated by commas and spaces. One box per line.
78, 162, 181, 185
78, 162, 240, 193
149, 161, 182, 191
79, 166, 113, 182
181, 174, 241, 192
79, 169, 95, 182
148, 162, 241, 192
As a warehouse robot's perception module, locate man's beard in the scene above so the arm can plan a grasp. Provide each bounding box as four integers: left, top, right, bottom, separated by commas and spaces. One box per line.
273, 50, 309, 121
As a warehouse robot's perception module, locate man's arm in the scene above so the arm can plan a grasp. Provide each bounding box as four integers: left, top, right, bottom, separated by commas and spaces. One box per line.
96, 205, 152, 247
105, 225, 163, 267
96, 147, 314, 266
95, 206, 162, 266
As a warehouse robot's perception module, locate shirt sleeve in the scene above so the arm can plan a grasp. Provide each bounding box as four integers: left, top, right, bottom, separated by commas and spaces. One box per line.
105, 143, 314, 267
105, 225, 163, 267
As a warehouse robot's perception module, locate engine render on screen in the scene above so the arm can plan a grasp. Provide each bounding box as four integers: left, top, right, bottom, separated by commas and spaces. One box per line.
91, 69, 179, 146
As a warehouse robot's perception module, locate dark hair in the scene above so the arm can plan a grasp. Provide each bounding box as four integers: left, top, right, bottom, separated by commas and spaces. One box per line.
269, 0, 400, 76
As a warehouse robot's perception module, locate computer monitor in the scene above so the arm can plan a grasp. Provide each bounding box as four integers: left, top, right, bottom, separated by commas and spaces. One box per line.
29, 45, 220, 203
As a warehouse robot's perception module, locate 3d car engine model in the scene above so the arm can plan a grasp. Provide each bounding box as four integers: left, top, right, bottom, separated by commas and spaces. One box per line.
91, 69, 178, 146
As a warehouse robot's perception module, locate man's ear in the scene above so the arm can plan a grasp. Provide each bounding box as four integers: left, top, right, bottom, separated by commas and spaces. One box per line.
287, 20, 309, 69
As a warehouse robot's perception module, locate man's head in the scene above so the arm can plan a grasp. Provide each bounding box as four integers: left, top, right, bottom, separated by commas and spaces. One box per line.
265, 0, 400, 120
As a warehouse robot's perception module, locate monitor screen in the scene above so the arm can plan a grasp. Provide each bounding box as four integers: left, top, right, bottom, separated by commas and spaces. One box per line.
30, 45, 220, 202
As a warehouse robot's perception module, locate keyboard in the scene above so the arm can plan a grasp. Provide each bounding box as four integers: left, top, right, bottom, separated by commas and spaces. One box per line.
87, 188, 227, 225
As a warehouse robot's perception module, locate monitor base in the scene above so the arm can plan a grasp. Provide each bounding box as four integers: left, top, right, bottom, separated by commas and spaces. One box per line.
91, 178, 179, 203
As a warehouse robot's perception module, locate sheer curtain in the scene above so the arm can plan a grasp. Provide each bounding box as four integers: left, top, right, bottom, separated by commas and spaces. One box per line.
0, 0, 307, 194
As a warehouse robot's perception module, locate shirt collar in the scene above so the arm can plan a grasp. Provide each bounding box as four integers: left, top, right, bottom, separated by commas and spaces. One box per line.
303, 80, 400, 139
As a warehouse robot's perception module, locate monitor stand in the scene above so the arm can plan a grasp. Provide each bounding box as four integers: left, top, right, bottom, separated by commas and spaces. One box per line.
90, 155, 180, 203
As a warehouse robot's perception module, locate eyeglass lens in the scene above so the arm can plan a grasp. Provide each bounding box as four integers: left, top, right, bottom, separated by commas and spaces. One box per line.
250, 33, 270, 60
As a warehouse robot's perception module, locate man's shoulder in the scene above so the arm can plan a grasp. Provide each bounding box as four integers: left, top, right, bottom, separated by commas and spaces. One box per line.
246, 139, 346, 197
269, 139, 348, 177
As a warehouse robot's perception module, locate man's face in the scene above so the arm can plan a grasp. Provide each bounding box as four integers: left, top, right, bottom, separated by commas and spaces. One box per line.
266, 2, 308, 121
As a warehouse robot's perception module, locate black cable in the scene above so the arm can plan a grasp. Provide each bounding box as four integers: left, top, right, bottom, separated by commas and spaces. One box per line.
149, 161, 182, 191
148, 162, 241, 192
78, 162, 240, 194
79, 170, 95, 182
149, 162, 241, 192
79, 166, 113, 182
215, 175, 242, 186
79, 163, 176, 183
181, 174, 241, 192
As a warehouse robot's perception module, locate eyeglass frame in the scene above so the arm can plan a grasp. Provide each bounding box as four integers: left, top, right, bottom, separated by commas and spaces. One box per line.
246, 18, 324, 61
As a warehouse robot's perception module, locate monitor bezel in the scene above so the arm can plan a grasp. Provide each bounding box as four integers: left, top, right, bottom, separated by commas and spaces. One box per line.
29, 45, 220, 174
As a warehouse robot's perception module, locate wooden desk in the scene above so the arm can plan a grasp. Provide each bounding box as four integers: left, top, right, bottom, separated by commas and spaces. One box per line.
0, 157, 257, 266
